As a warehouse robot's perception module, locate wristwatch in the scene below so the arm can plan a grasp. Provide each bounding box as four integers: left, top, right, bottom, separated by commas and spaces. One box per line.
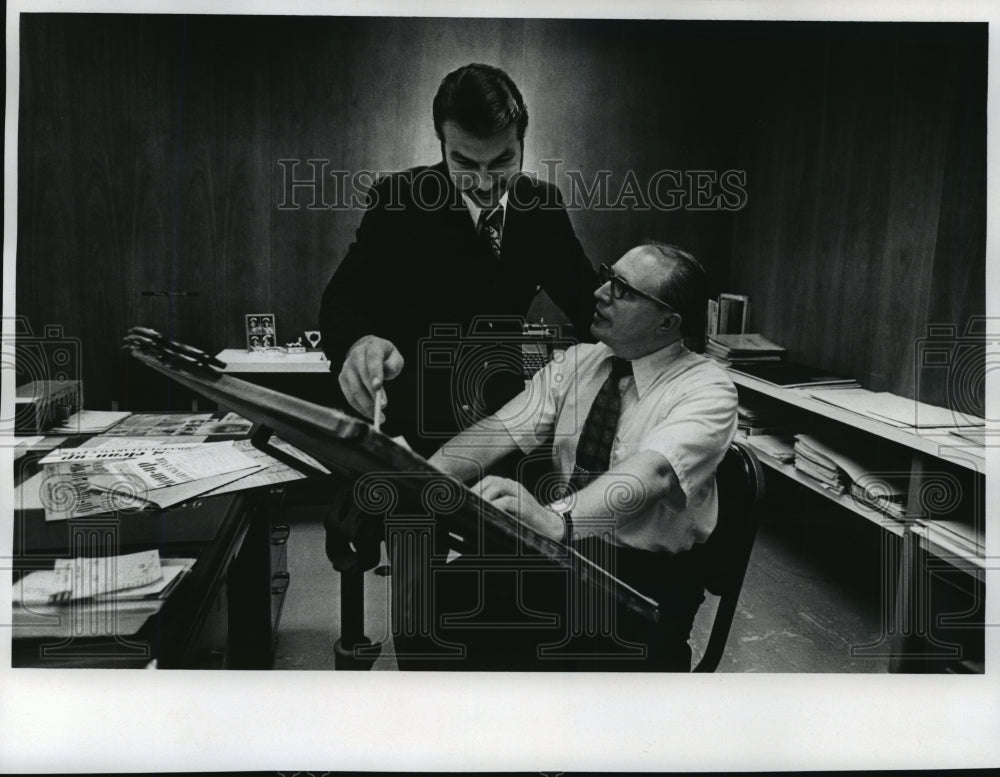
548, 498, 574, 545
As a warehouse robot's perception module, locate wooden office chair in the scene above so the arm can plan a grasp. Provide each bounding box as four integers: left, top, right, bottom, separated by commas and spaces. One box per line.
692, 439, 766, 672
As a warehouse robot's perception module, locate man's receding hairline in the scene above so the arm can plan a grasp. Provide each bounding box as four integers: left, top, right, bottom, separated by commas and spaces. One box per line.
627, 244, 680, 289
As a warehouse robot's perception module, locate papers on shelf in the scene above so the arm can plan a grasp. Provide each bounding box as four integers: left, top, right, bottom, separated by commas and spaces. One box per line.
737, 398, 797, 436
15, 549, 164, 604
730, 361, 859, 388
47, 409, 131, 435
792, 434, 911, 518
808, 388, 984, 428
793, 436, 847, 494
850, 482, 907, 519
741, 433, 796, 464
13, 554, 196, 638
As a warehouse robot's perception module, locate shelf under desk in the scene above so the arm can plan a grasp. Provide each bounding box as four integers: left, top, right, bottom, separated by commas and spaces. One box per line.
11, 442, 290, 669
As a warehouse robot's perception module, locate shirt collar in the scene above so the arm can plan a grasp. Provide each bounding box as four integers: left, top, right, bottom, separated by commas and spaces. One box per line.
462, 191, 509, 228
603, 340, 687, 399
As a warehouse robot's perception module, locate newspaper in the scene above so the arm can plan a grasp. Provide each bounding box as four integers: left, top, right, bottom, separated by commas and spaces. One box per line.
37, 441, 262, 520
100, 411, 254, 437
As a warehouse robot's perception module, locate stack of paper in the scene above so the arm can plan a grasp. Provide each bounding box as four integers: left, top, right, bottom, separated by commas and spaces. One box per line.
793, 434, 910, 518
793, 435, 848, 494
37, 440, 265, 521
12, 550, 195, 638
731, 361, 859, 388
743, 434, 796, 464
849, 481, 908, 519
48, 410, 132, 435
809, 388, 984, 428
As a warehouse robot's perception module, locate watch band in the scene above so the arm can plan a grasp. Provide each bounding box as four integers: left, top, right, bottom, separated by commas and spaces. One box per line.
547, 497, 574, 545
560, 510, 574, 545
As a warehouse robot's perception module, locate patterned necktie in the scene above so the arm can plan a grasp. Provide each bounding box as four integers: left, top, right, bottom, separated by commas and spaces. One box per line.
568, 357, 633, 492
477, 206, 503, 261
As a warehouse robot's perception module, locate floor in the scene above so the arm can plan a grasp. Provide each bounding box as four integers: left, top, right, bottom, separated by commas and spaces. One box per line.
272, 480, 902, 673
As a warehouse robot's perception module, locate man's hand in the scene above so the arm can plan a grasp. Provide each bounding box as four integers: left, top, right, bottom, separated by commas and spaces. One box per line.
338, 335, 405, 421
474, 475, 566, 540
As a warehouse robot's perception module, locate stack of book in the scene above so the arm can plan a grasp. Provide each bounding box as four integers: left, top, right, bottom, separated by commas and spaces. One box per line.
706, 333, 787, 366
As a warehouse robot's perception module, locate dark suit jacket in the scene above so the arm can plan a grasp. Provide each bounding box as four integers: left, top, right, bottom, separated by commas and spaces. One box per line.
319, 161, 597, 455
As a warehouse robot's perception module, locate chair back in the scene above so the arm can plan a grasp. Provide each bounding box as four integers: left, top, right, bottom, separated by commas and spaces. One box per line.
693, 439, 766, 672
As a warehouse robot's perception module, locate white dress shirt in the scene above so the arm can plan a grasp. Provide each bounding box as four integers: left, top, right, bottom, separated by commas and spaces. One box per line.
495, 341, 738, 553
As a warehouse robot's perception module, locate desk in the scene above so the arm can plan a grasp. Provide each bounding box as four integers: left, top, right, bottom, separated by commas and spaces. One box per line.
729, 370, 985, 672
11, 447, 290, 669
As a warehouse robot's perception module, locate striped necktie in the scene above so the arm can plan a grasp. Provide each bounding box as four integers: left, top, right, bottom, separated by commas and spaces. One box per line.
477, 206, 503, 261
568, 357, 633, 492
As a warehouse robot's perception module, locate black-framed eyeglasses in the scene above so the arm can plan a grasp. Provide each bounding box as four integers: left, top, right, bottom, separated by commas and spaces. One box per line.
598, 264, 676, 310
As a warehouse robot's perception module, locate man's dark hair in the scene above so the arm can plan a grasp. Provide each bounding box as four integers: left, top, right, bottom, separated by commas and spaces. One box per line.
433, 63, 529, 141
644, 240, 709, 342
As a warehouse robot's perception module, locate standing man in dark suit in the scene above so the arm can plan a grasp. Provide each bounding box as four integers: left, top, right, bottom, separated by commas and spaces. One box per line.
319, 63, 597, 457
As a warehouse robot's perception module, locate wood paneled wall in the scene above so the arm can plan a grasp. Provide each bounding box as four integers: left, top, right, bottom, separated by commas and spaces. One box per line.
15, 16, 984, 412
727, 23, 986, 410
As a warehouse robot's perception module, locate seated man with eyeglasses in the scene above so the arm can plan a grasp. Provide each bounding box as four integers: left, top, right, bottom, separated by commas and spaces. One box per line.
429, 241, 738, 670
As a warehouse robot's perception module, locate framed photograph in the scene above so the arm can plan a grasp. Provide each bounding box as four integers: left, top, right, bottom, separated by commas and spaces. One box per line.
245, 312, 277, 350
